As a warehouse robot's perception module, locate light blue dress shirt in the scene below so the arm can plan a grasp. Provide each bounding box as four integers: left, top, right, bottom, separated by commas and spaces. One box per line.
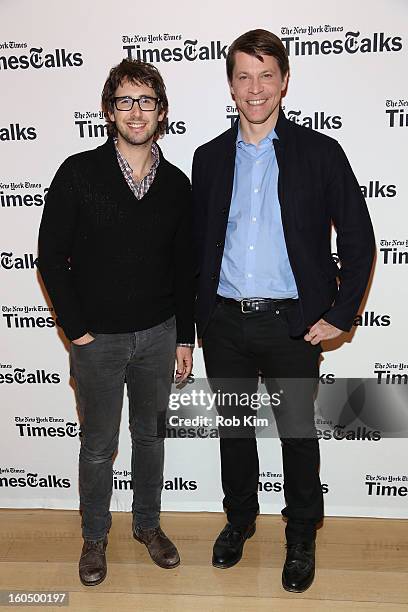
218, 125, 298, 299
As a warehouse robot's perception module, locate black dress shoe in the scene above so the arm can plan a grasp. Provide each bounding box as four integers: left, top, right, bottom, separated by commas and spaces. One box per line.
79, 537, 108, 586
282, 541, 315, 593
212, 522, 256, 569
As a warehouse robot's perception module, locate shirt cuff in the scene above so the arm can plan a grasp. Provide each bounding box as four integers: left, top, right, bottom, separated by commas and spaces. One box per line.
176, 343, 195, 348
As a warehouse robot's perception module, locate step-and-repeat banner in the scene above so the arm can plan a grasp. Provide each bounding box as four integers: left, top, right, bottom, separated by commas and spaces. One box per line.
1, 0, 407, 519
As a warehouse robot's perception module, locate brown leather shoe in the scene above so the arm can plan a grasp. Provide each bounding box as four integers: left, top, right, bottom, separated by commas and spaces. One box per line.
133, 526, 180, 569
79, 537, 107, 586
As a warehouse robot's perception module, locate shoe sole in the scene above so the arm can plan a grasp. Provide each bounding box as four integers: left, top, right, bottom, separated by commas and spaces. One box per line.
212, 524, 256, 569
133, 533, 181, 569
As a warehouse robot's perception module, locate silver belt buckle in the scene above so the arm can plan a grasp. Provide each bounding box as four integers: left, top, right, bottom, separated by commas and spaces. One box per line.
241, 299, 254, 313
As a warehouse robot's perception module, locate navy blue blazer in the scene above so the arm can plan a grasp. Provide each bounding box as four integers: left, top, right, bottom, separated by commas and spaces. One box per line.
192, 109, 375, 338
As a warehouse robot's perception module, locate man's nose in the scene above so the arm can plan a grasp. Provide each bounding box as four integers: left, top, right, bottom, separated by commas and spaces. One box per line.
249, 77, 263, 94
130, 101, 144, 117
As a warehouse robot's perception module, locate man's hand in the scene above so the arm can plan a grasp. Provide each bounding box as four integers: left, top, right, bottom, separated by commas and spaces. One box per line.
72, 332, 95, 346
304, 319, 342, 345
175, 346, 193, 383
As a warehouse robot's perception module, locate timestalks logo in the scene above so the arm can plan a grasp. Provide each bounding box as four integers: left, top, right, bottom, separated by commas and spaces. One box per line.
360, 181, 396, 198
374, 370, 408, 385
15, 422, 78, 438
286, 109, 341, 130
226, 107, 341, 130
113, 475, 197, 491
2, 307, 55, 329
3, 314, 55, 329
385, 99, 408, 127
0, 471, 71, 488
258, 479, 329, 493
317, 425, 381, 441
1, 252, 37, 269
0, 47, 83, 71
0, 184, 48, 208
353, 312, 391, 327
0, 367, 60, 384
75, 118, 186, 138
281, 31, 402, 56
123, 38, 228, 63
365, 474, 408, 497
379, 240, 408, 264
0, 124, 37, 141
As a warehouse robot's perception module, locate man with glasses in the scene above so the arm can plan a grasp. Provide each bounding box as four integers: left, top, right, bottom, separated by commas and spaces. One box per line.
38, 59, 195, 586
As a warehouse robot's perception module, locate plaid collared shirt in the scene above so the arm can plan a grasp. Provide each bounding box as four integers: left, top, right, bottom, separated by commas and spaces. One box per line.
114, 138, 160, 200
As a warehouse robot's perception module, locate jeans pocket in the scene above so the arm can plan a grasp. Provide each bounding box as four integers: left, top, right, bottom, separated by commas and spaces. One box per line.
71, 334, 98, 349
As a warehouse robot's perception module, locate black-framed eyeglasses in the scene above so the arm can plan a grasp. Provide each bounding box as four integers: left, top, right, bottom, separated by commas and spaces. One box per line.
114, 96, 160, 112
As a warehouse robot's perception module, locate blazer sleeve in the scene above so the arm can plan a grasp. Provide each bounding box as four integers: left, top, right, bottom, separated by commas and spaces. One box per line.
38, 158, 88, 341
323, 141, 376, 331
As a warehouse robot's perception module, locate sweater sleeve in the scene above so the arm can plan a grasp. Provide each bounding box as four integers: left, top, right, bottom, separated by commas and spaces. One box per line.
173, 176, 196, 345
38, 158, 88, 341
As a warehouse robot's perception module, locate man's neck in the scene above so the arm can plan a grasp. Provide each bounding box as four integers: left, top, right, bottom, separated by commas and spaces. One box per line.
116, 136, 153, 181
238, 109, 279, 146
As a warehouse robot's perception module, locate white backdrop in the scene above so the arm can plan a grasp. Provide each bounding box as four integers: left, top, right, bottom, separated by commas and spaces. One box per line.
1, 0, 407, 519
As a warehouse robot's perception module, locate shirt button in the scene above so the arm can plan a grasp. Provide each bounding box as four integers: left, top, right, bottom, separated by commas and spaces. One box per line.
252, 216, 257, 222
254, 188, 259, 193
247, 273, 252, 278
256, 160, 262, 164
249, 245, 254, 250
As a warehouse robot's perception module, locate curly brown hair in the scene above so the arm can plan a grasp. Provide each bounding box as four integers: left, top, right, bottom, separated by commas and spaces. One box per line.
101, 59, 169, 139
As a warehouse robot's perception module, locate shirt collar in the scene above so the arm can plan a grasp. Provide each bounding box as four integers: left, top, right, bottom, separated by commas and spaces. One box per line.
113, 137, 160, 174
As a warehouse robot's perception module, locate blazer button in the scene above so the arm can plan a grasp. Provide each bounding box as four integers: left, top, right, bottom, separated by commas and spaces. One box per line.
216, 242, 223, 248
211, 273, 217, 280
221, 207, 227, 213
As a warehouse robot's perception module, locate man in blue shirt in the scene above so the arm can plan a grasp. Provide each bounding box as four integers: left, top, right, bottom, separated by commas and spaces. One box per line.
192, 30, 374, 592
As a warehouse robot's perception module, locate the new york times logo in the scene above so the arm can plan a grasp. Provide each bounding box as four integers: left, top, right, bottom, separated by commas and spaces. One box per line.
226, 105, 341, 130
385, 99, 408, 127
280, 29, 402, 56
365, 473, 408, 497
1, 251, 38, 269
0, 181, 48, 208
14, 416, 78, 437
0, 468, 70, 488
315, 418, 381, 441
0, 365, 60, 384
360, 181, 396, 198
379, 239, 408, 264
2, 305, 55, 329
0, 46, 83, 70
113, 470, 197, 491
258, 471, 329, 493
374, 362, 408, 385
353, 312, 391, 327
0, 124, 37, 141
123, 35, 228, 63
74, 110, 186, 137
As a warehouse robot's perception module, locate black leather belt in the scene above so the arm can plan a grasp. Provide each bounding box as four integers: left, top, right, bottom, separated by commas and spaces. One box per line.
217, 295, 298, 314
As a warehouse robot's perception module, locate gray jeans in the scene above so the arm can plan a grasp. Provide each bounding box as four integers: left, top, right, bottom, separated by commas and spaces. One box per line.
70, 316, 176, 540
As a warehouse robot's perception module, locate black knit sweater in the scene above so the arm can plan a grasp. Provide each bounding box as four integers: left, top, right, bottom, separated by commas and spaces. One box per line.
38, 138, 195, 343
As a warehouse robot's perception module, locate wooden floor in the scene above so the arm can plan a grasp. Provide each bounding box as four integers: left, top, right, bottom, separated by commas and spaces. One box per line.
0, 510, 407, 611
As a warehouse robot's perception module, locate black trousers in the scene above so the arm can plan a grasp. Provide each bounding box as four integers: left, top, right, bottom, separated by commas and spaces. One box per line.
202, 299, 324, 543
